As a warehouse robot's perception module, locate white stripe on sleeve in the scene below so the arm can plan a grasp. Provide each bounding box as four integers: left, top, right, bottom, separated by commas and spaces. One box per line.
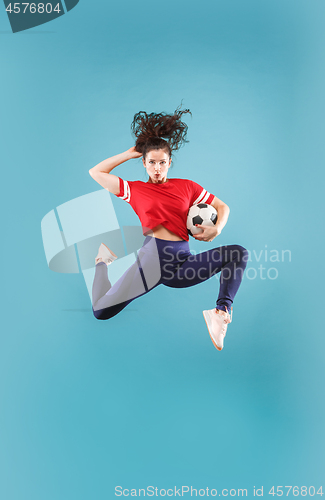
121, 180, 131, 203
125, 182, 131, 203
201, 191, 210, 203
193, 188, 212, 205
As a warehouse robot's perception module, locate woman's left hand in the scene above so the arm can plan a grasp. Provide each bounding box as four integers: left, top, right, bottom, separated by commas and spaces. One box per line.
192, 224, 221, 242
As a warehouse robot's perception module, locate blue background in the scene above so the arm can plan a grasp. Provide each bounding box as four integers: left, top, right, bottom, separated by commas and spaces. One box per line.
1, 0, 324, 498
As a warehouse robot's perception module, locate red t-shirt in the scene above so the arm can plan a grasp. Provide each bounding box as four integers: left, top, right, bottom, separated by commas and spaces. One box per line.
114, 177, 215, 241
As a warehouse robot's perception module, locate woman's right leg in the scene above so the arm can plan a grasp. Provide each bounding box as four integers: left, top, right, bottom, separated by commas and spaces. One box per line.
92, 262, 112, 306
92, 242, 162, 320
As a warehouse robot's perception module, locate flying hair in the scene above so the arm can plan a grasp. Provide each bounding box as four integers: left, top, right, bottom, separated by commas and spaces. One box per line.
130, 104, 192, 159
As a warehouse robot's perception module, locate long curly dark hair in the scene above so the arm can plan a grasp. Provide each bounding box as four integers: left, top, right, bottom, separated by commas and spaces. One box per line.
131, 104, 192, 159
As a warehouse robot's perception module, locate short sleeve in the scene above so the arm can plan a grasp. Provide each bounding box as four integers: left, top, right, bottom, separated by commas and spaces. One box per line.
189, 180, 215, 206
114, 177, 132, 203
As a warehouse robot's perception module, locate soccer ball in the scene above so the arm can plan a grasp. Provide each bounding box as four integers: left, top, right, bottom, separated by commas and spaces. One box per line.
186, 203, 218, 237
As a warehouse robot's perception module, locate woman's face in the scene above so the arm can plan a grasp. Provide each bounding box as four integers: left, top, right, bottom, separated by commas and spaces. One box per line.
143, 149, 171, 184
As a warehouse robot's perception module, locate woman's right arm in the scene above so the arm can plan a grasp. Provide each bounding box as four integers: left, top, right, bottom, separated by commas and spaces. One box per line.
89, 147, 142, 194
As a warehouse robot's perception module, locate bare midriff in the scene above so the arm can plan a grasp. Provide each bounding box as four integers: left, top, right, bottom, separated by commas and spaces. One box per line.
148, 224, 185, 241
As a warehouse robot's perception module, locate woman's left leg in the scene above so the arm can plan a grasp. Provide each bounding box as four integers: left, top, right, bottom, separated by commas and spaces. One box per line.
161, 244, 248, 312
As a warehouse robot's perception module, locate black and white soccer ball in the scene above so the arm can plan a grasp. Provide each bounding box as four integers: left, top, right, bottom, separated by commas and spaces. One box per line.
186, 203, 218, 237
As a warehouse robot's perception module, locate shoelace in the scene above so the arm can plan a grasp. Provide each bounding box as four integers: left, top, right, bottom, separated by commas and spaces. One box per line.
218, 307, 233, 336
96, 256, 114, 265
218, 307, 233, 324
221, 322, 227, 335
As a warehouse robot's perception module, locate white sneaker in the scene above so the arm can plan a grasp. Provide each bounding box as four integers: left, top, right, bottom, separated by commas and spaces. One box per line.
95, 243, 117, 266
202, 307, 233, 351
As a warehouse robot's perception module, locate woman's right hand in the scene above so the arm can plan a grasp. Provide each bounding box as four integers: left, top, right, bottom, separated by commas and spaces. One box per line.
127, 146, 143, 159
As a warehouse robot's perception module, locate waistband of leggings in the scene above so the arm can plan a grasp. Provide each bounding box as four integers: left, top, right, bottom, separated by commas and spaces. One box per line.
143, 235, 190, 251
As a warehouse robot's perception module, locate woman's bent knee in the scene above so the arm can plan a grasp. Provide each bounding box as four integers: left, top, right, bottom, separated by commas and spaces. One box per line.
92, 307, 111, 320
231, 245, 249, 266
239, 245, 248, 269
92, 303, 125, 320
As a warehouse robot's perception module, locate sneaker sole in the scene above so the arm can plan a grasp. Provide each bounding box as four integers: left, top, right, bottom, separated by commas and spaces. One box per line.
203, 311, 222, 351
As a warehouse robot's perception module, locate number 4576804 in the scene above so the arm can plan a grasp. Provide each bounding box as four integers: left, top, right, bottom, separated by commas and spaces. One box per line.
5, 3, 61, 14
269, 486, 323, 496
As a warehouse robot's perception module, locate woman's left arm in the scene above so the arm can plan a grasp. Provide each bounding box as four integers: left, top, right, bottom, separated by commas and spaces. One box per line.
193, 196, 230, 242
211, 195, 230, 234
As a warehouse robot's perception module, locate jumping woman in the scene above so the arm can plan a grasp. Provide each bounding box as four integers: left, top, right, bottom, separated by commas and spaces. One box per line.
89, 107, 248, 351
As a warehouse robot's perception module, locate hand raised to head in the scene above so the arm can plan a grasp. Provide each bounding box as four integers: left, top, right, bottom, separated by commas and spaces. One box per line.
127, 146, 143, 159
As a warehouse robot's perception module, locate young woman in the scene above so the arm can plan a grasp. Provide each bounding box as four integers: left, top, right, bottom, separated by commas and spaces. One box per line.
89, 107, 248, 351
